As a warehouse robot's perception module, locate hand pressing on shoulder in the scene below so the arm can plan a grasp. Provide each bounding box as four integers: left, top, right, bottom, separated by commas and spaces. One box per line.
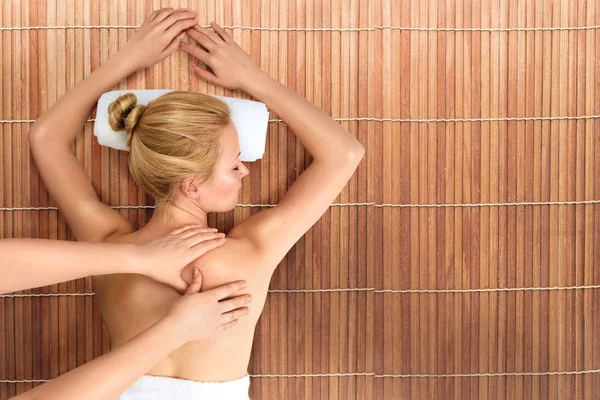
133, 225, 227, 292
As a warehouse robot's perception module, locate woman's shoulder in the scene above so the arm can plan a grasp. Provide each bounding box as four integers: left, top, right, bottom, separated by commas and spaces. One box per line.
194, 234, 258, 270
187, 233, 273, 285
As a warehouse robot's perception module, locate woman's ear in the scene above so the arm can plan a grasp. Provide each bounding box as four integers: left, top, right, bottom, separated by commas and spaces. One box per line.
180, 176, 202, 199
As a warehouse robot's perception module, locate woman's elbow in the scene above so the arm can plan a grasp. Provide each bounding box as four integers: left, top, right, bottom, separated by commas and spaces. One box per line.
10, 392, 36, 400
27, 124, 56, 152
347, 143, 365, 164
27, 126, 45, 148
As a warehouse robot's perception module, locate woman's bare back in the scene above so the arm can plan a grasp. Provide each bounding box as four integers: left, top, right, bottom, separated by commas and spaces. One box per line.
95, 224, 272, 382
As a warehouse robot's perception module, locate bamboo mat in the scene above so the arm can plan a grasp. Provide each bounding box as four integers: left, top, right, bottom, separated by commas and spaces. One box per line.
1, 0, 599, 399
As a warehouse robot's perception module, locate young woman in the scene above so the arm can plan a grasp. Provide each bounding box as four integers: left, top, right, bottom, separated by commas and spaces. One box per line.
28, 6, 364, 399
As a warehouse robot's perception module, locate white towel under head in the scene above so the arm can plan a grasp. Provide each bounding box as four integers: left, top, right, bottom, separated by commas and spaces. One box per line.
93, 89, 270, 162
116, 374, 251, 400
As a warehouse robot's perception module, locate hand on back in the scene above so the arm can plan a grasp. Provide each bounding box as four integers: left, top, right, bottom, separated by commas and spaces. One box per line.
166, 268, 252, 343
135, 225, 228, 292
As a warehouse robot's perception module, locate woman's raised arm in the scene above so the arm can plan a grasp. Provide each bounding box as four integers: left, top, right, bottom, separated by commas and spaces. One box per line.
28, 8, 199, 242
180, 22, 365, 269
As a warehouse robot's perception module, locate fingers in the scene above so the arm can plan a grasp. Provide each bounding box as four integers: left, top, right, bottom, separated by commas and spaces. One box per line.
183, 230, 225, 245
160, 10, 196, 30
220, 306, 250, 325
184, 268, 203, 294
179, 40, 210, 63
156, 10, 197, 58
193, 24, 225, 45
219, 293, 253, 313
170, 224, 218, 236
179, 228, 223, 241
179, 26, 228, 87
191, 65, 221, 86
184, 27, 216, 52
218, 319, 239, 332
209, 21, 233, 43
188, 237, 227, 258
209, 280, 248, 301
153, 7, 175, 23
172, 277, 189, 294
161, 35, 184, 59
165, 18, 199, 39
147, 10, 160, 21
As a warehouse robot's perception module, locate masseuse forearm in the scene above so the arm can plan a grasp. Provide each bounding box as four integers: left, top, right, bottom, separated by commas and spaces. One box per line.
242, 71, 364, 162
0, 239, 139, 294
13, 317, 182, 400
28, 53, 135, 144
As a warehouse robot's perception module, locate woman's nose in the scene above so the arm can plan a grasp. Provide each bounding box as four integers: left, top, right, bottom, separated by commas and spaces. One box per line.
240, 162, 249, 177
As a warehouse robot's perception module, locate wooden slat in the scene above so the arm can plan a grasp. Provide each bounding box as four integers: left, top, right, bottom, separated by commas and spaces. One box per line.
0, 3, 5, 394
583, 3, 597, 400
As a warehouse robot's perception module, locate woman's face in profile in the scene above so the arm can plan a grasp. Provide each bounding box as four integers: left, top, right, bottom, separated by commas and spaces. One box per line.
199, 121, 249, 212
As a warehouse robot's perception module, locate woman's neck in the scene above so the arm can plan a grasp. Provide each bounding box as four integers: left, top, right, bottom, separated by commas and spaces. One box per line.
145, 199, 209, 233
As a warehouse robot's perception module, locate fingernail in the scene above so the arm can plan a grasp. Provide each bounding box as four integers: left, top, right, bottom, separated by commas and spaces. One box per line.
193, 267, 199, 277
246, 295, 252, 303
242, 281, 247, 288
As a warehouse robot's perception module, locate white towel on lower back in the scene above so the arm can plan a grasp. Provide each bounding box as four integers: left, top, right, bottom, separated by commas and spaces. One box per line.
116, 374, 250, 400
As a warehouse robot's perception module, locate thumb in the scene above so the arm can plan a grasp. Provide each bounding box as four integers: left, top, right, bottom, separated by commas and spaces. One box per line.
185, 268, 203, 295
161, 35, 182, 58
172, 276, 188, 294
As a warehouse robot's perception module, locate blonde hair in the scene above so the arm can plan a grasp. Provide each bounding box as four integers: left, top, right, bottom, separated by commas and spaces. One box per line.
108, 91, 231, 205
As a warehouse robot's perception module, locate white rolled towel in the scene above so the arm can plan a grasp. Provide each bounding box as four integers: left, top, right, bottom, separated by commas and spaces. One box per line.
93, 89, 270, 162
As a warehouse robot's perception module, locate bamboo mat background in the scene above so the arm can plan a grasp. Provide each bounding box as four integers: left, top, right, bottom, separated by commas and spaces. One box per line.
1, 0, 599, 399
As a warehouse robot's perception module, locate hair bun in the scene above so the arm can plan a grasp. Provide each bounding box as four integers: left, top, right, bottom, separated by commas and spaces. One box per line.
107, 93, 146, 144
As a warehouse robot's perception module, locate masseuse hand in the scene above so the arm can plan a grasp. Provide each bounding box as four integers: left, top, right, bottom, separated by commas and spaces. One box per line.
166, 268, 252, 344
179, 21, 264, 91
119, 7, 198, 71
135, 225, 226, 292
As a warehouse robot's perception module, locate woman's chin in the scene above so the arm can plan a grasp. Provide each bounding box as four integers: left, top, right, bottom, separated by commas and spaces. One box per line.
227, 199, 239, 212
210, 193, 240, 213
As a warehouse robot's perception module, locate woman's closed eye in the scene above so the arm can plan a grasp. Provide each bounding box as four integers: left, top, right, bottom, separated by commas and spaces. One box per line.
231, 152, 242, 171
